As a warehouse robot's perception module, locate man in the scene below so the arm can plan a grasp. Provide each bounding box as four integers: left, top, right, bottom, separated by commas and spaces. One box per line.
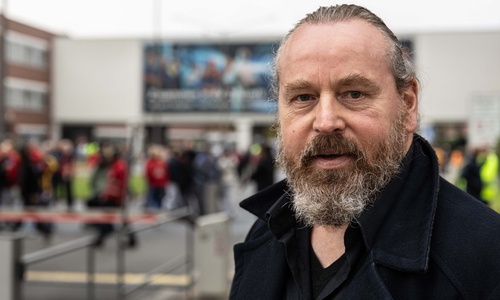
230, 4, 500, 300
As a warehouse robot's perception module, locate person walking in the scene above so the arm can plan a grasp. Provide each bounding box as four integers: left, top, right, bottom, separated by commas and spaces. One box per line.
144, 144, 169, 210
88, 144, 136, 248
16, 142, 53, 241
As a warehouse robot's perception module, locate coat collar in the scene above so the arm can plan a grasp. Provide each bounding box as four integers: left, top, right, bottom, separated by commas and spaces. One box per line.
240, 135, 440, 274
361, 135, 439, 273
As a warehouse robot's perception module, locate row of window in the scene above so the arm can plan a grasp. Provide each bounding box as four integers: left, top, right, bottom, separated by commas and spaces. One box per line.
5, 86, 47, 111
6, 40, 48, 69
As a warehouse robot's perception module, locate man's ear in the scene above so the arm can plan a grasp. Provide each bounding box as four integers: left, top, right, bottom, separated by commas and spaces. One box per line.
403, 79, 419, 133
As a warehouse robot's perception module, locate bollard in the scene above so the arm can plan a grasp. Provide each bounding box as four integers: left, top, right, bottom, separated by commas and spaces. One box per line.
195, 212, 230, 298
0, 234, 23, 300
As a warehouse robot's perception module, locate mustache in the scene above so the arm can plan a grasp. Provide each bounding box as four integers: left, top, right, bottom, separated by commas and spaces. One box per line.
299, 134, 364, 166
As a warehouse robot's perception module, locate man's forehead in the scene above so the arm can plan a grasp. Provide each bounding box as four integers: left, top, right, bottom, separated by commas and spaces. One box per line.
277, 21, 392, 84
279, 19, 390, 66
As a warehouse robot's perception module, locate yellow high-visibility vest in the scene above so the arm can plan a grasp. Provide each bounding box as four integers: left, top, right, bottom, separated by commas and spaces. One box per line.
480, 152, 499, 203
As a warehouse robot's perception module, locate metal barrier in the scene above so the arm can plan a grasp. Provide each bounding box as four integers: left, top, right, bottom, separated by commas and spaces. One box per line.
21, 235, 96, 300
0, 128, 199, 299
0, 207, 195, 300
115, 208, 194, 299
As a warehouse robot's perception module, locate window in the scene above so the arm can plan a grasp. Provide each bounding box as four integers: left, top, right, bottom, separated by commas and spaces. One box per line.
5, 39, 48, 69
5, 86, 47, 112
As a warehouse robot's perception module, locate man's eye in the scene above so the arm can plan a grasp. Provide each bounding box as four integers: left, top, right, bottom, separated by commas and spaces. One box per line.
295, 94, 312, 102
347, 91, 363, 99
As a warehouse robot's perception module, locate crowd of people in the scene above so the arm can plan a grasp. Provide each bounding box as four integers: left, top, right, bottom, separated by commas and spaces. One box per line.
1, 136, 499, 225
0, 138, 76, 242
0, 137, 277, 246
143, 142, 276, 217
436, 143, 500, 207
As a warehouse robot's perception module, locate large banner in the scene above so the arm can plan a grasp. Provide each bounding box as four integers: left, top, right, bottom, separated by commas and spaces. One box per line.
143, 42, 277, 113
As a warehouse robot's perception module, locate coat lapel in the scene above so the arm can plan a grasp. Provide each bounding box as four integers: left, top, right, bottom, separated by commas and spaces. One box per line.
231, 231, 289, 299
336, 253, 394, 299
370, 136, 440, 273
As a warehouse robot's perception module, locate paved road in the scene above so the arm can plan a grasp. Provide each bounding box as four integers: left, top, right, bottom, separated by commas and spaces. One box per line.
6, 183, 258, 300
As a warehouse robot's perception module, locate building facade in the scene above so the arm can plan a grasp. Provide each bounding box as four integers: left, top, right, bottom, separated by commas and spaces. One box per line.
50, 31, 500, 154
52, 38, 279, 155
0, 15, 54, 142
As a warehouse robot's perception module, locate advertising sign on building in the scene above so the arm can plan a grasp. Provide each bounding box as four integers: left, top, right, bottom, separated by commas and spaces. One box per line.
468, 94, 500, 148
143, 42, 277, 113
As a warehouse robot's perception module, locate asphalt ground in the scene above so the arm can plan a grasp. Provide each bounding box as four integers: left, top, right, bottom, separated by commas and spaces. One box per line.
2, 183, 258, 300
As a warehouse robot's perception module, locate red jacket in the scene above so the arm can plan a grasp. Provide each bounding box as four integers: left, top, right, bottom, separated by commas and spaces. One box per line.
102, 159, 128, 203
145, 158, 169, 188
6, 150, 21, 187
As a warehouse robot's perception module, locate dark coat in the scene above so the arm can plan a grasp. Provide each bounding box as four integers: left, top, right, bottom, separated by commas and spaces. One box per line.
461, 155, 483, 201
230, 137, 500, 299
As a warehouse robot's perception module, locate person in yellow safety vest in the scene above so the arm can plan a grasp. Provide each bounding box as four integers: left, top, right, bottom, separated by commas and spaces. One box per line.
479, 150, 499, 205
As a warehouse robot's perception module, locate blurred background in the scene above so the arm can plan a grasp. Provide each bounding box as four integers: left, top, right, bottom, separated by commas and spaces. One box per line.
0, 0, 500, 299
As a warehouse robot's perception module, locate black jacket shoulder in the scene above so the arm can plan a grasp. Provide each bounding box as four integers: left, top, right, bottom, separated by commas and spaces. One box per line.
431, 178, 500, 299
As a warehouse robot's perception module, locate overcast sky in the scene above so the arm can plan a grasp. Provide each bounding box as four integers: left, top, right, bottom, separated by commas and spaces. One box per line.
3, 0, 500, 39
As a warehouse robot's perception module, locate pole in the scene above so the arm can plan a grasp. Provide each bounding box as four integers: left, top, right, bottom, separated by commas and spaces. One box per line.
116, 183, 127, 300
0, 0, 8, 140
117, 125, 138, 299
86, 246, 95, 300
116, 221, 125, 299
185, 220, 194, 298
154, 0, 162, 41
0, 235, 22, 300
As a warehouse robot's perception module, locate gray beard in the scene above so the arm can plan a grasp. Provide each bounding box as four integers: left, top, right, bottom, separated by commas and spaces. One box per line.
275, 110, 409, 227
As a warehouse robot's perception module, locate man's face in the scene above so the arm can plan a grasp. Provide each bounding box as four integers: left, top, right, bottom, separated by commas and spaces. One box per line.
276, 20, 418, 227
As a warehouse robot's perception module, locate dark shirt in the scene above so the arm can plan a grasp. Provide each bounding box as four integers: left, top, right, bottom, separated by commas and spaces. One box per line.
268, 144, 414, 299
310, 245, 347, 299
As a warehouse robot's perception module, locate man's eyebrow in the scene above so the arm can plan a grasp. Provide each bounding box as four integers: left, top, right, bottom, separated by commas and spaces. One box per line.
337, 74, 380, 92
283, 75, 380, 90
282, 80, 313, 92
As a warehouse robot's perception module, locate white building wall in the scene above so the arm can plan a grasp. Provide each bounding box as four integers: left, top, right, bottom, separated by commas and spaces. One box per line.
52, 38, 275, 150
415, 31, 500, 125
51, 33, 500, 146
52, 39, 143, 125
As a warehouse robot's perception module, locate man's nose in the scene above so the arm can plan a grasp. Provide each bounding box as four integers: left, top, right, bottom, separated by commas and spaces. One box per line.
312, 97, 346, 134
